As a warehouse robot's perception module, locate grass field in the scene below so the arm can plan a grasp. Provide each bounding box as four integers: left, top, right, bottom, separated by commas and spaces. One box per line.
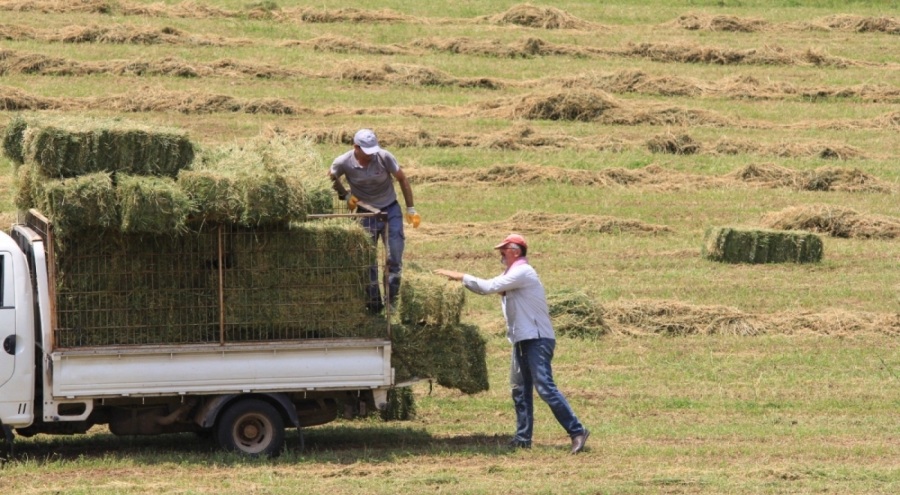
1, 0, 898, 493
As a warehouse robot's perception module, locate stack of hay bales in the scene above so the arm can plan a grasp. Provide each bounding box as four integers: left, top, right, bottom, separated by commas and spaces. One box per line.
703, 226, 824, 264
3, 114, 363, 347
393, 269, 489, 395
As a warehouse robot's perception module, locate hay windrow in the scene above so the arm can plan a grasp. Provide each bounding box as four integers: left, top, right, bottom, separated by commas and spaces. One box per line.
545, 297, 900, 337
807, 15, 900, 35
0, 85, 63, 110
289, 35, 412, 55
671, 13, 769, 32
412, 36, 586, 58
295, 7, 413, 24
760, 204, 900, 240
617, 42, 859, 68
730, 163, 894, 193
415, 211, 672, 240
482, 4, 598, 30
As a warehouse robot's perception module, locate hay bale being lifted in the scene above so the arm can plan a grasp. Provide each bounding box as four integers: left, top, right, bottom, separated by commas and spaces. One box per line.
398, 269, 466, 328
703, 227, 823, 264
9, 113, 194, 177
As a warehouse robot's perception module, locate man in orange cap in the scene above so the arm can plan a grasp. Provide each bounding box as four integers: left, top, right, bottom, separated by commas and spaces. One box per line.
435, 234, 589, 454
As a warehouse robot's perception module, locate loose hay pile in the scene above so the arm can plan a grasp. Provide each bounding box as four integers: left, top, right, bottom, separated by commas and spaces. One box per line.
546, 289, 609, 338
703, 227, 824, 264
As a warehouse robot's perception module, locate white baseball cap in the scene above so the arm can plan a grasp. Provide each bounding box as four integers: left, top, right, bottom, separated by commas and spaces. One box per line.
353, 128, 383, 155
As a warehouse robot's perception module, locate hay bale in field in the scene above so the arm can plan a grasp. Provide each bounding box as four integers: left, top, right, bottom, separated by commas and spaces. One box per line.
547, 289, 609, 338
398, 270, 466, 328
702, 227, 823, 264
391, 322, 489, 395
761, 204, 900, 240
117, 174, 192, 234
15, 114, 194, 178
2, 115, 28, 164
33, 172, 119, 235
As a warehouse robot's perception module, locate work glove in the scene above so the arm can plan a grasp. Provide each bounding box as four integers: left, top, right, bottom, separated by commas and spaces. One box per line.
405, 207, 421, 228
346, 195, 359, 212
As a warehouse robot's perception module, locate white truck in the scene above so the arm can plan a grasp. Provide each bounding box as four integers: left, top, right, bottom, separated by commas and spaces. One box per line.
0, 211, 400, 457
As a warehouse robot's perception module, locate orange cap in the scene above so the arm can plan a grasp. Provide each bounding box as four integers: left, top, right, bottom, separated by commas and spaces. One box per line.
494, 233, 527, 250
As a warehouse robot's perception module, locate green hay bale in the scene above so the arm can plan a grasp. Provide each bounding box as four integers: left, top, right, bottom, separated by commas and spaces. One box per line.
13, 163, 37, 210
177, 169, 243, 223
223, 220, 377, 340
190, 137, 329, 225
2, 115, 28, 164
398, 270, 466, 328
547, 289, 609, 338
18, 114, 194, 178
391, 322, 489, 395
703, 227, 824, 264
49, 220, 379, 347
379, 387, 416, 421
117, 174, 192, 234
34, 172, 119, 235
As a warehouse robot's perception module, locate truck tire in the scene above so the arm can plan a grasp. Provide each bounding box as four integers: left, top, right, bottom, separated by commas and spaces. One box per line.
216, 399, 285, 457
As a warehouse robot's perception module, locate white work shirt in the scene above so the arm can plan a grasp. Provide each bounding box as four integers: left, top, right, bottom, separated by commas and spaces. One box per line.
462, 259, 556, 344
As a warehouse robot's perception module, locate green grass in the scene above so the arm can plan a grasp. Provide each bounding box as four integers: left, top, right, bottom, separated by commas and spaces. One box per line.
0, 0, 898, 493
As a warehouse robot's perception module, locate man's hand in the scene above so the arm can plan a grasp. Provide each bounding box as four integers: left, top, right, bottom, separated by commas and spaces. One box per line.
434, 269, 464, 281
405, 207, 421, 228
347, 195, 359, 212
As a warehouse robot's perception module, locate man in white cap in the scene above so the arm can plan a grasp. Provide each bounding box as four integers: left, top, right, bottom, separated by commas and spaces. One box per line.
329, 128, 419, 313
435, 233, 590, 454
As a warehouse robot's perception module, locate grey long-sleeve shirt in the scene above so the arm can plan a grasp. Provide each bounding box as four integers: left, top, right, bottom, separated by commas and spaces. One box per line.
462, 260, 556, 344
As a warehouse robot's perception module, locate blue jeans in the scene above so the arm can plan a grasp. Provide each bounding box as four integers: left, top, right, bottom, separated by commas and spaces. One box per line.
510, 338, 585, 443
361, 201, 404, 310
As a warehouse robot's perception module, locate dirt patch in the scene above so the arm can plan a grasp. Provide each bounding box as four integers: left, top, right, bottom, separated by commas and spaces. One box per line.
730, 163, 894, 193
760, 204, 900, 240
481, 4, 599, 30
670, 13, 769, 32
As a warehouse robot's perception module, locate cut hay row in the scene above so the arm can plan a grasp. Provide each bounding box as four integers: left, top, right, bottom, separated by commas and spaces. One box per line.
3, 1, 895, 37
0, 23, 247, 46
6, 48, 897, 104
415, 211, 671, 240
761, 204, 900, 240
4, 85, 898, 132
546, 295, 900, 338
9, 114, 195, 177
702, 227, 824, 264
404, 163, 893, 194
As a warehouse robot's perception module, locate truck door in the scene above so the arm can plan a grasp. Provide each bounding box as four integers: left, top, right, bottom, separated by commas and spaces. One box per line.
0, 253, 16, 387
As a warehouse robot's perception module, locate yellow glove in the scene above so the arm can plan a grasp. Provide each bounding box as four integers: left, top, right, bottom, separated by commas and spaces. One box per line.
405, 207, 421, 228
346, 195, 359, 212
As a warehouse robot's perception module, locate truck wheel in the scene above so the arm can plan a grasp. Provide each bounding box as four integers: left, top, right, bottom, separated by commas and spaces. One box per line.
216, 399, 285, 457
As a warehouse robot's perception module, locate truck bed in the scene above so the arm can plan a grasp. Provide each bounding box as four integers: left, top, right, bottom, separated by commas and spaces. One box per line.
50, 338, 392, 399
